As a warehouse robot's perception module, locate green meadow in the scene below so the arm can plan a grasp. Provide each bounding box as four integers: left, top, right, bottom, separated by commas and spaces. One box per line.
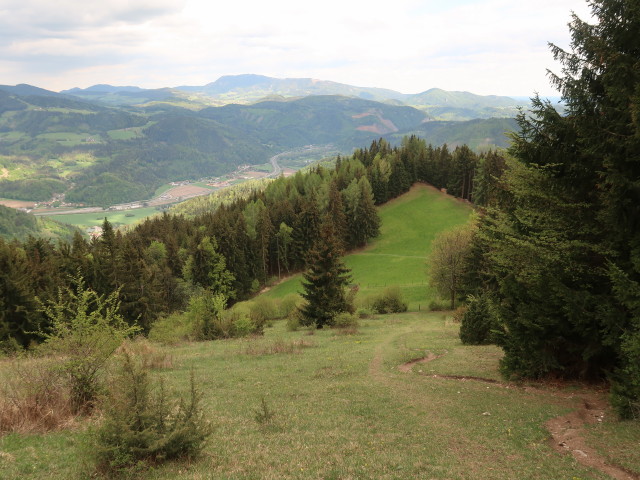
265, 183, 472, 309
1, 312, 632, 479
49, 207, 161, 231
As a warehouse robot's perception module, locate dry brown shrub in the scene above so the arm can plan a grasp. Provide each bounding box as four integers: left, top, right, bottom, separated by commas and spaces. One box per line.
334, 326, 359, 336
0, 356, 76, 434
243, 338, 315, 356
115, 337, 173, 370
451, 305, 468, 324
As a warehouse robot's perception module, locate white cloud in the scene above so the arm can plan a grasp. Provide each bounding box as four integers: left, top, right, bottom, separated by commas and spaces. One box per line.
0, 0, 593, 96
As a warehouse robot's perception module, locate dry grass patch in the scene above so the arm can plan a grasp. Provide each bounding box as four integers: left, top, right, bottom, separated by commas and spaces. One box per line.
0, 356, 76, 434
242, 338, 315, 356
116, 337, 173, 370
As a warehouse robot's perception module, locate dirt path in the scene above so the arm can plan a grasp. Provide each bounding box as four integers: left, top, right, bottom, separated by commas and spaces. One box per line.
396, 353, 639, 480
397, 352, 446, 372
546, 395, 639, 480
0, 168, 8, 179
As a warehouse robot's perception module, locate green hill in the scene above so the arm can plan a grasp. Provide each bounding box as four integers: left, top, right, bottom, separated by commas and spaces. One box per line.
389, 117, 518, 150
198, 95, 429, 148
0, 83, 518, 207
0, 204, 79, 242
264, 183, 472, 309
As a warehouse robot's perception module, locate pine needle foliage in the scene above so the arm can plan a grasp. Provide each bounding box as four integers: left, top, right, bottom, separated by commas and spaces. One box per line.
300, 220, 352, 328
92, 353, 211, 474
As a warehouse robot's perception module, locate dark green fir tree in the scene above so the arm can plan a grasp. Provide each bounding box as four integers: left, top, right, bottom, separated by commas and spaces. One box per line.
300, 219, 352, 328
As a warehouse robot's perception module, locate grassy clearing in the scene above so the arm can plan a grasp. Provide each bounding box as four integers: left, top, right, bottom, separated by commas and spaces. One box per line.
1, 312, 625, 479
49, 207, 160, 230
265, 183, 472, 310
107, 127, 145, 140
35, 132, 96, 147
192, 182, 218, 189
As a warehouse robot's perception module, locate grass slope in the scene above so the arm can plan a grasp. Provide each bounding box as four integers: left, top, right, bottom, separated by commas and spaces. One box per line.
1, 312, 625, 479
50, 207, 161, 231
265, 183, 472, 309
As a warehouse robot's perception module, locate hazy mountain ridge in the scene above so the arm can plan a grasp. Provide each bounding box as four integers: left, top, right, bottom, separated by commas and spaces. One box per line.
62, 74, 528, 120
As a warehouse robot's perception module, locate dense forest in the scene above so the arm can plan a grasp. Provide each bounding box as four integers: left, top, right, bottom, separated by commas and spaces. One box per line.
458, 0, 640, 419
0, 137, 504, 348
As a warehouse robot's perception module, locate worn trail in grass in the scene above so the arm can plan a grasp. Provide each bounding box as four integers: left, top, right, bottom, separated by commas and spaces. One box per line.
3, 311, 629, 479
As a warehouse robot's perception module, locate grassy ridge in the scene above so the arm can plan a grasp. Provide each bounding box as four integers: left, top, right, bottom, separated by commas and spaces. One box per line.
265, 183, 472, 309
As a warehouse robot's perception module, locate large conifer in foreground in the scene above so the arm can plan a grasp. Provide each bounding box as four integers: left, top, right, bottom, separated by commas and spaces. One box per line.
300, 219, 352, 328
476, 0, 640, 417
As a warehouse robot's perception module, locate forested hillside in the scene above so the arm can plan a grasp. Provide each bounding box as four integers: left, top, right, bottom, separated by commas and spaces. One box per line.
0, 136, 504, 350
0, 204, 79, 242
0, 85, 515, 207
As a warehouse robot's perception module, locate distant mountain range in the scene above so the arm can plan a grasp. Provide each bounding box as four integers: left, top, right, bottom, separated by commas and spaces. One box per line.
61, 74, 529, 121
0, 76, 520, 208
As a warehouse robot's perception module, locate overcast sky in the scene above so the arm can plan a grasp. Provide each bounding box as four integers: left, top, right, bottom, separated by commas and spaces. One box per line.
0, 0, 593, 96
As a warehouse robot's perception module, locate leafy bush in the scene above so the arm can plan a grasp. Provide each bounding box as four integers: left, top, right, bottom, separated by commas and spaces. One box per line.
352, 308, 369, 319
247, 296, 278, 329
148, 312, 194, 345
428, 299, 449, 311
286, 315, 300, 331
459, 294, 498, 345
332, 312, 359, 329
278, 293, 302, 319
232, 314, 256, 337
149, 294, 259, 343
92, 353, 211, 474
37, 276, 139, 412
371, 286, 408, 314
186, 290, 229, 340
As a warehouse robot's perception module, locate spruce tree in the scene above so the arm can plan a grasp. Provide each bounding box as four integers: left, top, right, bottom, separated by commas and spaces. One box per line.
300, 220, 352, 328
475, 0, 640, 416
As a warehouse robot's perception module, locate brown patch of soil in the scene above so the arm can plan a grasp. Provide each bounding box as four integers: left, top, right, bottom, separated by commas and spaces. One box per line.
398, 352, 445, 372
164, 185, 212, 197
351, 112, 374, 119
0, 168, 8, 179
546, 394, 639, 480
0, 199, 36, 208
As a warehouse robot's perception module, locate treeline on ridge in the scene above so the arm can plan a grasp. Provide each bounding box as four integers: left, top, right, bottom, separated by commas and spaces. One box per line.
0, 136, 505, 350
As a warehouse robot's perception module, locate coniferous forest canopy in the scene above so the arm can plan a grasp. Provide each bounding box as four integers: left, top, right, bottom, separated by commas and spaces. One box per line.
0, 136, 502, 348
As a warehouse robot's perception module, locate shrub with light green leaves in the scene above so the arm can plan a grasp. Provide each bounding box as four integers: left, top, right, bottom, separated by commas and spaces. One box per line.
37, 276, 139, 412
